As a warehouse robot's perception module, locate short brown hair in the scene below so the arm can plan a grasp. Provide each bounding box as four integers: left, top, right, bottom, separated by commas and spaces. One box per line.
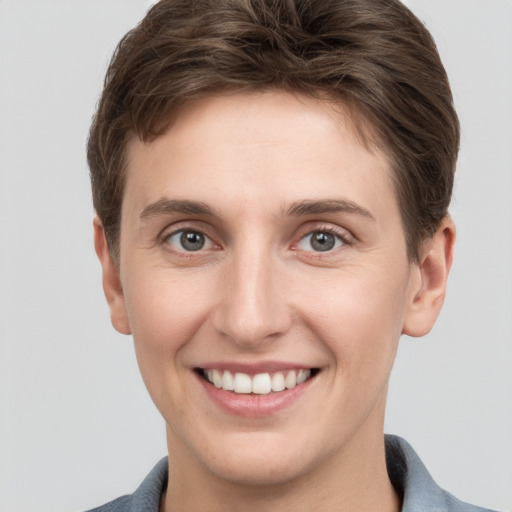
88, 0, 459, 263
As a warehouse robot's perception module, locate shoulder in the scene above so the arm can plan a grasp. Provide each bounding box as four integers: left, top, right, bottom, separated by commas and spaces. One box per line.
86, 495, 132, 512
84, 457, 168, 512
385, 435, 498, 512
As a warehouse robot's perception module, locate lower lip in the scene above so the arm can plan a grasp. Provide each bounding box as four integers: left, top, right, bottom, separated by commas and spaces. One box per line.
196, 373, 315, 418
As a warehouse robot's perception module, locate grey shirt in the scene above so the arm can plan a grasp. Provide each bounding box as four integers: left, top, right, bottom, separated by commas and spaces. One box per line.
86, 435, 497, 511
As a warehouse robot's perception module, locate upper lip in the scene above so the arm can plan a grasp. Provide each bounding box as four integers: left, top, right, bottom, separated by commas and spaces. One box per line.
195, 361, 317, 375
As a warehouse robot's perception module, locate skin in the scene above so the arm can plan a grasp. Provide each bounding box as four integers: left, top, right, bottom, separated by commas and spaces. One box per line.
95, 90, 455, 512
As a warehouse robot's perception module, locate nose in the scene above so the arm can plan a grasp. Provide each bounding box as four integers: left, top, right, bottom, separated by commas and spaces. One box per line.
211, 245, 292, 348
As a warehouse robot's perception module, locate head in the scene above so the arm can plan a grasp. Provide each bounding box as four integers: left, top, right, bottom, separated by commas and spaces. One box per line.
88, 0, 459, 266
89, 0, 459, 502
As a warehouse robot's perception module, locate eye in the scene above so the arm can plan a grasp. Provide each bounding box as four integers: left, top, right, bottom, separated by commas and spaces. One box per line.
296, 230, 344, 252
165, 230, 216, 252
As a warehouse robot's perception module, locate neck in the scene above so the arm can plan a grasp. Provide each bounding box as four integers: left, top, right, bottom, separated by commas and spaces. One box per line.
162, 428, 401, 512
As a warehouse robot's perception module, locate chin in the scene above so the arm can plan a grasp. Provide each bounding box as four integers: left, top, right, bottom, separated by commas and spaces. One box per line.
208, 455, 307, 487
192, 431, 321, 487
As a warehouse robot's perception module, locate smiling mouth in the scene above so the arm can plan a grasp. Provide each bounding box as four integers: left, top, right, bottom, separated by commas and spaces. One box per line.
197, 368, 319, 395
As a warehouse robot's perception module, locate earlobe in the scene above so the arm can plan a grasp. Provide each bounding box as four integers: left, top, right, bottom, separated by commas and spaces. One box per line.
93, 217, 131, 335
402, 217, 456, 337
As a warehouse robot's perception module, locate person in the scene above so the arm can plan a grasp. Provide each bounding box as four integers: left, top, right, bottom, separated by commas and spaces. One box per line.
85, 0, 497, 511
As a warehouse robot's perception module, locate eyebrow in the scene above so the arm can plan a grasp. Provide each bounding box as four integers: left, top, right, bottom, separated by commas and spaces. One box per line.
139, 197, 374, 222
140, 199, 217, 220
285, 199, 374, 219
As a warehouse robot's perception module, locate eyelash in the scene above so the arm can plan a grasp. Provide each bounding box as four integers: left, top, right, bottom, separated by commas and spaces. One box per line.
161, 227, 218, 257
295, 226, 350, 254
159, 224, 353, 257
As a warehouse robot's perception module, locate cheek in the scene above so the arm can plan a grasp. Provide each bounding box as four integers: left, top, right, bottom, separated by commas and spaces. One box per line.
120, 272, 215, 418
121, 271, 213, 390
124, 269, 210, 342
301, 266, 409, 369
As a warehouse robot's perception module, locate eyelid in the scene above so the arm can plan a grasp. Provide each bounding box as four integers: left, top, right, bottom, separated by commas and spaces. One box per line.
159, 222, 221, 252
292, 223, 354, 252
167, 230, 216, 251
157, 220, 353, 254
297, 232, 343, 252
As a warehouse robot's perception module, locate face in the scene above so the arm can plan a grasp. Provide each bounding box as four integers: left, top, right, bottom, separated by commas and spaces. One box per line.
97, 90, 448, 489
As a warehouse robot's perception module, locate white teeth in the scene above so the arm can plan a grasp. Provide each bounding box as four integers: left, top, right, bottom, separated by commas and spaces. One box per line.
271, 372, 286, 392
252, 373, 272, 394
297, 369, 311, 385
285, 370, 297, 389
234, 372, 252, 393
222, 370, 235, 391
204, 368, 313, 394
212, 369, 222, 388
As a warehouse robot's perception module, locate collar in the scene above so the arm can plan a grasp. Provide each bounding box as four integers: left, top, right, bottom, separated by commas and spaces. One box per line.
96, 435, 496, 512
385, 435, 496, 511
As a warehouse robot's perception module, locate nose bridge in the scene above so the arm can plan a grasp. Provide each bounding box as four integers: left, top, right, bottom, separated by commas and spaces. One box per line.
213, 239, 291, 346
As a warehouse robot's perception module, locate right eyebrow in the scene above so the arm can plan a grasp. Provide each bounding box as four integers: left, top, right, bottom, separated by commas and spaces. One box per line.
139, 198, 217, 220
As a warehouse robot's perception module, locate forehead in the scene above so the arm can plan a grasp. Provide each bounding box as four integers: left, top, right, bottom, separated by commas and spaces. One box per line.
123, 90, 397, 224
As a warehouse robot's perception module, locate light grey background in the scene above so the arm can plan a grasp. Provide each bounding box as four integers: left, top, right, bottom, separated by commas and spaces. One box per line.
0, 1, 510, 511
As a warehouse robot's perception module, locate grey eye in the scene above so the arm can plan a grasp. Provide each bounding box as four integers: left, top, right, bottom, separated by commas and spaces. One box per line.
167, 230, 213, 251
180, 231, 205, 251
297, 231, 343, 252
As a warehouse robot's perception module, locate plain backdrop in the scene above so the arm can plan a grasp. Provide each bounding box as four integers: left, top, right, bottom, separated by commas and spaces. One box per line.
0, 1, 511, 511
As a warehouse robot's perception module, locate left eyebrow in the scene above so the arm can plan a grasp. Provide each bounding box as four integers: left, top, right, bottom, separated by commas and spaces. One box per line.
139, 198, 218, 220
284, 199, 374, 219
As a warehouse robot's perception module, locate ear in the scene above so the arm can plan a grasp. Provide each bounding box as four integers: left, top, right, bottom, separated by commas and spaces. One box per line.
402, 217, 456, 337
93, 216, 131, 335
